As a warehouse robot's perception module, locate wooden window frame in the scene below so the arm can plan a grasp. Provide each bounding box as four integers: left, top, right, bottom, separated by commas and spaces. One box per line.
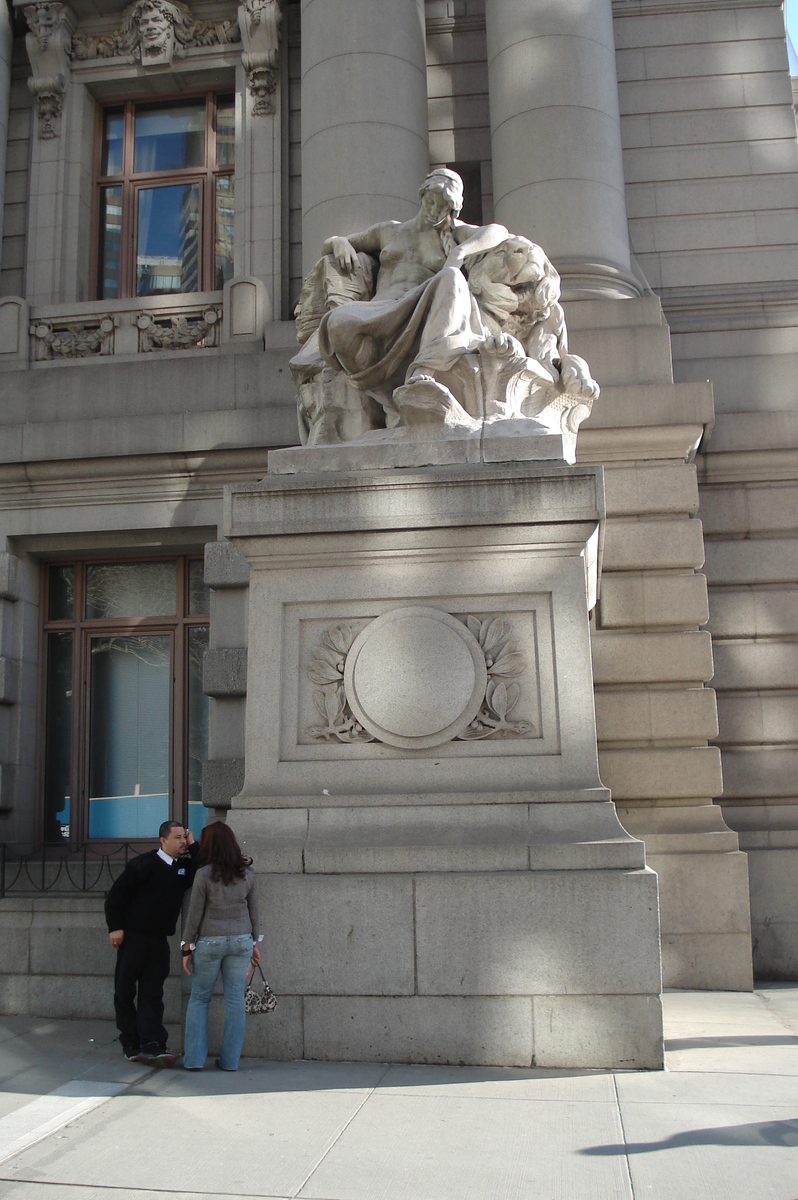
91, 91, 234, 301
38, 555, 210, 848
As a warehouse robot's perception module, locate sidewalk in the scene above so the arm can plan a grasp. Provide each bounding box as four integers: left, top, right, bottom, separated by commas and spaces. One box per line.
0, 986, 797, 1200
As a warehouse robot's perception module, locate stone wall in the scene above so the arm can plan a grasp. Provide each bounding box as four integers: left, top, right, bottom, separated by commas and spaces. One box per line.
613, 0, 798, 979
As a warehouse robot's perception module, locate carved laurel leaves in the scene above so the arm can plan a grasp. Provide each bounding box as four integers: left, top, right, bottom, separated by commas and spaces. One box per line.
307, 624, 375, 744
306, 613, 534, 746
456, 616, 534, 740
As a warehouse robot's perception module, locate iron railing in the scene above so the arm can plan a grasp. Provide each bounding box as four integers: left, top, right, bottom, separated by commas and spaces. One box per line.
0, 842, 139, 898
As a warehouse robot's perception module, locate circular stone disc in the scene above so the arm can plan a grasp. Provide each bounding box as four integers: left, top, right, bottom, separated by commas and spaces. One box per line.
343, 606, 488, 749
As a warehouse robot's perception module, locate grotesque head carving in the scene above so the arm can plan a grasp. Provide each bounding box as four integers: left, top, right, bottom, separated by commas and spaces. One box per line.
121, 0, 194, 65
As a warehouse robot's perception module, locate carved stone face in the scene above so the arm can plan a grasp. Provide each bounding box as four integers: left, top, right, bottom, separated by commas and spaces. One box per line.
137, 4, 173, 58
419, 188, 453, 229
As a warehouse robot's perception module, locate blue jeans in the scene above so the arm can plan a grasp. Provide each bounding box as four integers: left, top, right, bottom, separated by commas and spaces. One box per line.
183, 934, 253, 1070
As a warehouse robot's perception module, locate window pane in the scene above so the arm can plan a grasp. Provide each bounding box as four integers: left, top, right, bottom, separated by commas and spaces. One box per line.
98, 186, 123, 300
187, 625, 209, 839
216, 97, 234, 167
48, 565, 75, 621
86, 562, 177, 620
134, 102, 205, 173
44, 632, 72, 845
215, 174, 234, 289
88, 634, 171, 839
188, 560, 210, 615
136, 183, 201, 296
102, 108, 125, 176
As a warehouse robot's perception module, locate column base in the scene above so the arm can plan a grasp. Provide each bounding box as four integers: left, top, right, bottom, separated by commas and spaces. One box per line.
554, 257, 644, 302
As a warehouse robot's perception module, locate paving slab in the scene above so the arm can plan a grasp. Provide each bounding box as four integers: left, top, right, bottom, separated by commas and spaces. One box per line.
298, 1091, 632, 1200
0, 988, 796, 1200
610, 1102, 798, 1200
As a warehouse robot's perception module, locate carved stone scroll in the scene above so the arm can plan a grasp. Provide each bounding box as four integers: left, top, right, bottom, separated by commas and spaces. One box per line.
238, 0, 281, 115
23, 2, 74, 139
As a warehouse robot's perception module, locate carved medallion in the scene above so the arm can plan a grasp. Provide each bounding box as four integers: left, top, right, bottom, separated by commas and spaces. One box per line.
307, 607, 535, 749
342, 607, 487, 749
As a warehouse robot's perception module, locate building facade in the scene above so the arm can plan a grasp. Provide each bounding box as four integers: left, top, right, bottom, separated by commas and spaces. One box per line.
0, 0, 797, 1035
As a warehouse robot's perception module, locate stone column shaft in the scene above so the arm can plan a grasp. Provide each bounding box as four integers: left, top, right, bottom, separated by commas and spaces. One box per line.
485, 0, 638, 298
0, 0, 12, 251
300, 0, 429, 277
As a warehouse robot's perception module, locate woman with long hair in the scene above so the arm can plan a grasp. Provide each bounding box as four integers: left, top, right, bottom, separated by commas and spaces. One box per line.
181, 820, 260, 1071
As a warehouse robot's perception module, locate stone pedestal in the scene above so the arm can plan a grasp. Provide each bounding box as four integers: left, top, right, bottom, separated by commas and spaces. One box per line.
224, 455, 664, 1068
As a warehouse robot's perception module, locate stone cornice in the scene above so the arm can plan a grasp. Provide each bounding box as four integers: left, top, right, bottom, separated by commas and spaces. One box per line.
660, 282, 798, 334
0, 447, 273, 512
613, 0, 780, 16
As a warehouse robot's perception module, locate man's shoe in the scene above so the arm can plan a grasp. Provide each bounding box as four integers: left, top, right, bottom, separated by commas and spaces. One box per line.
123, 1050, 139, 1062
156, 1050, 176, 1067
134, 1050, 157, 1065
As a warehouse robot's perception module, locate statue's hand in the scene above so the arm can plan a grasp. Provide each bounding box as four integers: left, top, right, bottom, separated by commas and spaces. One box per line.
330, 237, 358, 274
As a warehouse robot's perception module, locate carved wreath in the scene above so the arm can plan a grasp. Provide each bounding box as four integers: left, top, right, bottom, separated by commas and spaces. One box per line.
307, 615, 534, 745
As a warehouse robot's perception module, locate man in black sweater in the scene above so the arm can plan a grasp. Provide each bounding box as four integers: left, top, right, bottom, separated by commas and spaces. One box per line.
105, 820, 199, 1065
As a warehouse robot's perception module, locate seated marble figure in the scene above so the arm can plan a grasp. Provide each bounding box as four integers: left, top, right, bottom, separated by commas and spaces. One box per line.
290, 168, 599, 460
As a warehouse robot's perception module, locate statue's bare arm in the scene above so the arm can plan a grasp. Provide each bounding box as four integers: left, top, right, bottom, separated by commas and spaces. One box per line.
322, 222, 401, 273
448, 221, 509, 266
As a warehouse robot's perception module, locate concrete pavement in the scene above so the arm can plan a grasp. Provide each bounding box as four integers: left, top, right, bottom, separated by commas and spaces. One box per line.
0, 986, 796, 1200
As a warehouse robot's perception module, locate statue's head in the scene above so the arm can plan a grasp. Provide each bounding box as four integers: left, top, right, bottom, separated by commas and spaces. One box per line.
418, 168, 464, 219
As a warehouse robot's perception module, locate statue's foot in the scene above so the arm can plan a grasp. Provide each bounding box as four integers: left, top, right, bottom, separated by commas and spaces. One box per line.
393, 378, 481, 433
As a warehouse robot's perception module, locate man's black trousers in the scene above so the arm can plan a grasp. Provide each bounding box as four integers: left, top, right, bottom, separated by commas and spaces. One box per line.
114, 930, 171, 1053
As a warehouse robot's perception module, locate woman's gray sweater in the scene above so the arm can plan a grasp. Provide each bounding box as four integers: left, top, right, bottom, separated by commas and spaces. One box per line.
182, 864, 260, 945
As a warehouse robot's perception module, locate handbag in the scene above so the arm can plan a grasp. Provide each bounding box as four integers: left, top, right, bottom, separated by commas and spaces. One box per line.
244, 959, 277, 1014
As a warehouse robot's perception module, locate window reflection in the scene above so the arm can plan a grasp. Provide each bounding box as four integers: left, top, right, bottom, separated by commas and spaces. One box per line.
215, 174, 235, 289
136, 183, 201, 295
86, 562, 177, 620
44, 632, 72, 845
102, 108, 125, 176
88, 634, 171, 840
187, 626, 209, 839
216, 98, 235, 167
99, 186, 123, 300
48, 565, 75, 621
188, 559, 210, 615
134, 102, 205, 173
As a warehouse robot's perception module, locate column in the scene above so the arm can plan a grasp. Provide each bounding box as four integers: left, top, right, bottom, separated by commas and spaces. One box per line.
0, 0, 12, 251
485, 0, 639, 299
300, 0, 429, 277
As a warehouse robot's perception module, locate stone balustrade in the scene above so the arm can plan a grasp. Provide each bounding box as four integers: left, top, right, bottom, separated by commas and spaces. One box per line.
0, 275, 270, 370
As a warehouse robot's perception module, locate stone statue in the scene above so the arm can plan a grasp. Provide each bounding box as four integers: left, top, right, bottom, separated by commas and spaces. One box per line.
290, 168, 599, 461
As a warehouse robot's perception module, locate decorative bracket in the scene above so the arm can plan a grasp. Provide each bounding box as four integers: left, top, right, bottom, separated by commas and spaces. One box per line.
22, 2, 75, 139
238, 0, 281, 116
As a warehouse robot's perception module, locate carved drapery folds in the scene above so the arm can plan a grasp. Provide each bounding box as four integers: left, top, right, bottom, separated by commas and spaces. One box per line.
23, 2, 74, 139
237, 0, 281, 115
71, 0, 240, 65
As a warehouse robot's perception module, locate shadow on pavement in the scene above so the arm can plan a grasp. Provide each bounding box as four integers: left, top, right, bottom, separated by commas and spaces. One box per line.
581, 1118, 798, 1155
